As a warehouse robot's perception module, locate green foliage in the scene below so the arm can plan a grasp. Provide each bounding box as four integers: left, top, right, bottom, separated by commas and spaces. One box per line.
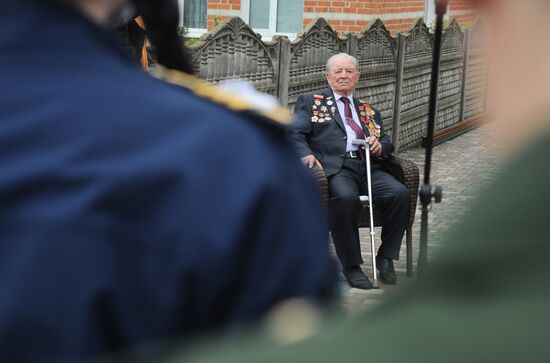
459, 21, 474, 29
177, 26, 189, 37
428, 19, 452, 33
177, 25, 200, 46
213, 16, 221, 27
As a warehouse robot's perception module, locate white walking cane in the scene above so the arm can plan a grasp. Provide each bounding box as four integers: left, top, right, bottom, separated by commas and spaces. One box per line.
352, 139, 378, 288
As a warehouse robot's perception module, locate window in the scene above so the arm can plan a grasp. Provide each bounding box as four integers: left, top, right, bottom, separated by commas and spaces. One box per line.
178, 0, 207, 37
245, 0, 304, 39
424, 0, 450, 29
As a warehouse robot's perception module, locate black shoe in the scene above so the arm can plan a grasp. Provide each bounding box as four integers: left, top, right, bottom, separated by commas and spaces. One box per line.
343, 266, 373, 290
376, 257, 397, 285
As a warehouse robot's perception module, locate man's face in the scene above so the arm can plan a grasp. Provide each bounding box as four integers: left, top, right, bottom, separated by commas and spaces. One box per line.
326, 58, 360, 96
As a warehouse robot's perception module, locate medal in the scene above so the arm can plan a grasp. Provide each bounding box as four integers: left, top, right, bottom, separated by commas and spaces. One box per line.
327, 100, 333, 106
331, 107, 336, 114
315, 100, 321, 106
311, 116, 319, 122
320, 106, 328, 112
325, 117, 331, 121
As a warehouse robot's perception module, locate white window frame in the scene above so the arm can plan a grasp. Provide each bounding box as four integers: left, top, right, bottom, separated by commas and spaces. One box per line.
243, 0, 301, 40
178, 0, 208, 38
424, 0, 436, 27
424, 0, 450, 29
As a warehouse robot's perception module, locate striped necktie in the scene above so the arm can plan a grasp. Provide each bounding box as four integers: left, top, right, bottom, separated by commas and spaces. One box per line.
340, 97, 366, 159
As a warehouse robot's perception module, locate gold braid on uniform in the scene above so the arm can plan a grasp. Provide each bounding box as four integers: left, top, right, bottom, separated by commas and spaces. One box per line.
153, 66, 291, 127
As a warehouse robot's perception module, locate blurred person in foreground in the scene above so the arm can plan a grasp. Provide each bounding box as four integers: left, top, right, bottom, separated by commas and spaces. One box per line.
0, 0, 334, 361
144, 0, 550, 361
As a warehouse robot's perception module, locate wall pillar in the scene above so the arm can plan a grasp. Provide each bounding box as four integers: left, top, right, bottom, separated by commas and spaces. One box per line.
275, 36, 291, 107
459, 28, 470, 123
392, 33, 406, 153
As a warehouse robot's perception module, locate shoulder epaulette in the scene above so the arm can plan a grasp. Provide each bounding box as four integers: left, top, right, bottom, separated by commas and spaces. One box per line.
152, 66, 291, 126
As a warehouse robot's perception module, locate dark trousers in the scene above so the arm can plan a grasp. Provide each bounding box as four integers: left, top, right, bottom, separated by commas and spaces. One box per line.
328, 157, 410, 267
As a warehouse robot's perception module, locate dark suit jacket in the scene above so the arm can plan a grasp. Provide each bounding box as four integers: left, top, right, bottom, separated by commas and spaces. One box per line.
289, 88, 395, 177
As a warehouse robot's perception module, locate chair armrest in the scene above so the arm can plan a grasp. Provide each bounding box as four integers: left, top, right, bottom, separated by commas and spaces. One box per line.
389, 154, 420, 227
310, 164, 329, 210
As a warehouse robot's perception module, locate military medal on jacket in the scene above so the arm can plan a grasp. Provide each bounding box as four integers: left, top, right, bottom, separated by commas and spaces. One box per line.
311, 94, 333, 123
358, 100, 381, 138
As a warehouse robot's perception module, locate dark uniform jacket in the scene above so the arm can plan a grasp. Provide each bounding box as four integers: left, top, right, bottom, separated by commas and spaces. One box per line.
0, 1, 333, 362
289, 87, 394, 177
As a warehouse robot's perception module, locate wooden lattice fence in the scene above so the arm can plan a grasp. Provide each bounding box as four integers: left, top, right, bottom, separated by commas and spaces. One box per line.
186, 17, 487, 151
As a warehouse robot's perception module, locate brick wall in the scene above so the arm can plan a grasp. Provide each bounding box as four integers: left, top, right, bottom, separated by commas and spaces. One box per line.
206, 0, 240, 29
448, 0, 477, 26
204, 0, 478, 34
303, 0, 425, 34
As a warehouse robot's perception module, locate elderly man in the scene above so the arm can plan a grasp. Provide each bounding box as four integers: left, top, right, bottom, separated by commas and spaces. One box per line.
290, 53, 410, 289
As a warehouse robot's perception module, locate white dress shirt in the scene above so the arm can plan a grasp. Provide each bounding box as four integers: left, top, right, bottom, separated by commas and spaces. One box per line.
333, 91, 363, 151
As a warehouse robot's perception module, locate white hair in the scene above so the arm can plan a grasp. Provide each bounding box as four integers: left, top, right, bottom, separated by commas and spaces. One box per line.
326, 53, 359, 73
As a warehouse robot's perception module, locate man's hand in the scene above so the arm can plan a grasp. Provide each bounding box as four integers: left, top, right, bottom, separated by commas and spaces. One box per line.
366, 136, 382, 157
301, 155, 323, 169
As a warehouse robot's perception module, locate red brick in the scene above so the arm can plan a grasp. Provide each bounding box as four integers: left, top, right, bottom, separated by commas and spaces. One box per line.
205, 0, 477, 36
357, 8, 373, 14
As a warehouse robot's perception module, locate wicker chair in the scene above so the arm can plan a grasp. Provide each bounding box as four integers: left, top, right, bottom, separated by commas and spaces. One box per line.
311, 155, 420, 276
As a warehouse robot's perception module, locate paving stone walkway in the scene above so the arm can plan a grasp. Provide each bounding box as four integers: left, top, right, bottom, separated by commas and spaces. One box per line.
339, 123, 502, 313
